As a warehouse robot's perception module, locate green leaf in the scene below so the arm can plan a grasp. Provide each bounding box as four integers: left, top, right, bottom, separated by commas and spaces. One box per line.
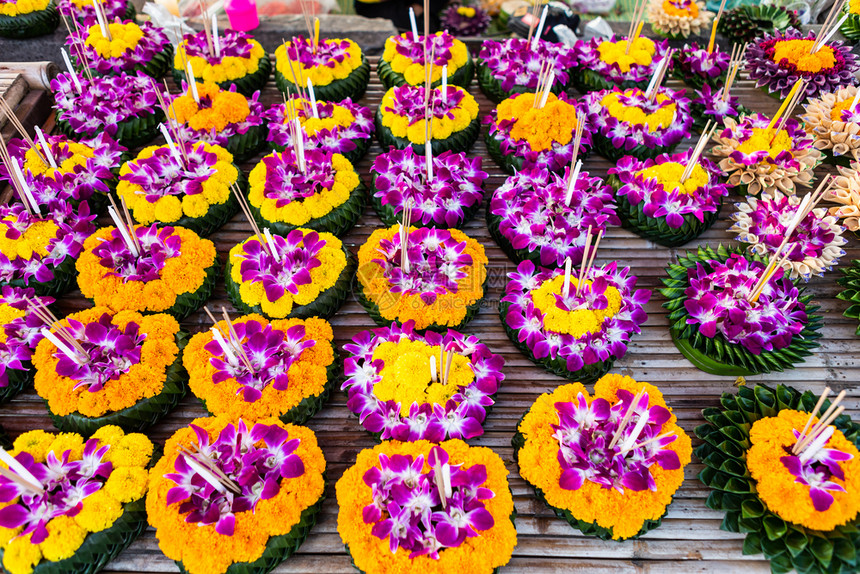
834, 537, 857, 566
741, 498, 765, 519
809, 536, 834, 567
743, 532, 763, 555
763, 515, 787, 541
784, 528, 808, 557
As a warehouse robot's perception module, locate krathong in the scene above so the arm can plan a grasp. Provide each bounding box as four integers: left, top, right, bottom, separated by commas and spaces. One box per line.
440, 3, 490, 37
76, 224, 218, 319
488, 166, 618, 266
477, 37, 577, 103
336, 440, 516, 573
744, 29, 859, 100
607, 149, 729, 246
274, 36, 369, 102
501, 260, 649, 383
356, 225, 488, 331
802, 84, 860, 166
116, 141, 241, 236
377, 84, 480, 154
67, 20, 172, 77
0, 0, 56, 38
647, 0, 713, 39
661, 245, 822, 375
672, 42, 729, 89
57, 0, 133, 25
710, 113, 822, 196
584, 85, 692, 162
730, 191, 847, 280
486, 91, 590, 173
378, 31, 473, 89
0, 286, 52, 403
147, 417, 326, 574
697, 383, 860, 574
226, 228, 353, 320
33, 307, 185, 434
342, 321, 504, 441
371, 146, 487, 228
265, 97, 374, 164
572, 35, 672, 93
173, 29, 271, 96
0, 427, 153, 574
184, 313, 336, 423
514, 374, 692, 540
247, 147, 364, 237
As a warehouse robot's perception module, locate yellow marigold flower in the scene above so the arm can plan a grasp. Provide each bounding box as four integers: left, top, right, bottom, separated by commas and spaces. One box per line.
2, 532, 40, 574
638, 161, 709, 194
735, 126, 794, 160
531, 276, 622, 336
0, 0, 50, 17
24, 140, 92, 179
0, 219, 58, 262
771, 39, 836, 73
105, 466, 149, 503
38, 516, 86, 562
12, 430, 54, 464
85, 22, 144, 59
74, 490, 124, 533
46, 433, 85, 461
107, 433, 154, 468
597, 37, 656, 72
176, 40, 265, 83
90, 425, 126, 449
0, 519, 23, 548
154, 195, 183, 223
497, 92, 580, 151
275, 39, 361, 87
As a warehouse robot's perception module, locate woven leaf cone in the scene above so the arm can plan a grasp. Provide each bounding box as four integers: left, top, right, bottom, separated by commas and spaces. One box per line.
376, 53, 474, 91
375, 107, 481, 156
173, 54, 272, 98
56, 107, 165, 150
606, 173, 722, 247
370, 174, 482, 229
660, 245, 822, 376
716, 4, 799, 45
835, 260, 860, 336
225, 247, 356, 321
0, 0, 58, 38
275, 55, 371, 103
47, 332, 189, 436
696, 383, 860, 574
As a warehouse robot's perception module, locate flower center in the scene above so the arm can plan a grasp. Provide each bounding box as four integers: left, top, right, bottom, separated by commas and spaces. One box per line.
0, 218, 59, 262
771, 39, 836, 73
121, 143, 218, 200
298, 100, 356, 136
600, 90, 676, 130
498, 92, 579, 151
531, 275, 622, 337
85, 22, 145, 59
597, 37, 656, 73
735, 127, 793, 160
262, 149, 336, 207
457, 6, 476, 16
92, 225, 181, 283
830, 98, 860, 122
637, 161, 709, 195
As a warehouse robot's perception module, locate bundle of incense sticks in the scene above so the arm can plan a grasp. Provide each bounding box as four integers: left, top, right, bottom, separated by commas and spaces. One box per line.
768, 78, 806, 145
399, 200, 413, 273
0, 129, 42, 217
282, 37, 311, 100
92, 0, 112, 40
680, 121, 717, 183
231, 182, 278, 260
576, 227, 603, 297
644, 49, 673, 101
525, 1, 545, 45
60, 12, 94, 82
178, 442, 242, 493
0, 96, 46, 165
721, 43, 747, 102
532, 58, 555, 109
564, 110, 586, 206
811, 0, 849, 53
791, 387, 847, 459
625, 0, 647, 55
437, 342, 456, 386
197, 0, 216, 57
28, 295, 89, 365
298, 0, 318, 52
204, 306, 255, 372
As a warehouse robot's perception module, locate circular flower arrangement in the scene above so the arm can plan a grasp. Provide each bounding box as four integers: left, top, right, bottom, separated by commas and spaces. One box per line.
52, 71, 163, 148
440, 3, 490, 36
57, 0, 134, 25
571, 35, 672, 93
690, 84, 748, 133
336, 440, 516, 574
247, 148, 363, 238
0, 200, 96, 297
116, 141, 241, 237
717, 4, 798, 45
488, 166, 618, 267
147, 417, 326, 574
378, 31, 474, 90
265, 96, 374, 165
514, 374, 692, 540
356, 225, 488, 332
0, 427, 154, 574
371, 147, 487, 229
170, 82, 266, 162
33, 307, 186, 435
501, 260, 650, 383
377, 84, 480, 156
647, 0, 713, 39
342, 320, 504, 441
711, 113, 822, 196
184, 314, 337, 424
802, 84, 860, 167
744, 29, 859, 100
477, 38, 577, 103
842, 0, 860, 40
0, 131, 124, 213
827, 161, 860, 234
607, 149, 729, 247
76, 224, 218, 320
697, 383, 860, 574
486, 91, 591, 174
660, 245, 822, 376
67, 20, 172, 78
672, 42, 729, 89
226, 228, 355, 320
274, 36, 369, 102
0, 286, 52, 404
0, 0, 57, 39
730, 190, 847, 281
584, 86, 692, 162
173, 29, 272, 96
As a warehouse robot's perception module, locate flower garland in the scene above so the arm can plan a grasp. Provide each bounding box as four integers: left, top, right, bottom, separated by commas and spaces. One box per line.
0, 0, 48, 16
336, 440, 516, 573
827, 161, 860, 232
0, 427, 153, 574
378, 84, 479, 148
673, 42, 730, 88
583, 86, 692, 162
174, 29, 269, 89
647, 0, 714, 38
501, 260, 649, 382
380, 32, 471, 87
274, 36, 363, 88
342, 320, 504, 441
802, 85, 860, 166
572, 35, 672, 92
76, 224, 217, 317
477, 38, 577, 102
488, 166, 618, 267
0, 286, 52, 399
184, 314, 336, 423
371, 147, 487, 228
440, 3, 490, 36
730, 190, 847, 281
226, 229, 350, 319
67, 20, 170, 76
744, 29, 860, 100
514, 374, 692, 540
356, 225, 488, 331
57, 0, 130, 25
486, 91, 591, 173
710, 113, 822, 196
146, 417, 326, 574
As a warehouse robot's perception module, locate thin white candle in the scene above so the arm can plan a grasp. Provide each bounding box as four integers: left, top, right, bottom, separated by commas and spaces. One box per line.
621, 411, 651, 453
211, 328, 239, 366
429, 356, 437, 383
159, 124, 184, 166
0, 448, 43, 490
263, 228, 281, 262
539, 70, 555, 108
306, 78, 319, 119
184, 455, 227, 493
562, 257, 572, 298
61, 49, 82, 92
34, 126, 57, 169
93, 1, 109, 39
292, 118, 305, 171
565, 159, 583, 206
409, 6, 419, 41
10, 159, 41, 217
40, 327, 84, 364
186, 62, 200, 103
425, 141, 433, 180
107, 206, 140, 257
442, 66, 448, 104
530, 5, 548, 50
799, 424, 835, 464
211, 14, 221, 58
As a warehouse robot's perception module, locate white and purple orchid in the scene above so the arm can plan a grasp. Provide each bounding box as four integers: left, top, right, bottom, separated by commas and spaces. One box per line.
180, 28, 255, 64
284, 35, 353, 70
573, 35, 673, 85
692, 84, 743, 126
66, 20, 171, 75
92, 224, 180, 284
478, 38, 577, 93
265, 97, 373, 154
121, 142, 218, 205
384, 84, 470, 129
0, 286, 53, 388
781, 427, 853, 512
238, 229, 326, 304
174, 85, 265, 146
259, 147, 337, 208
674, 43, 730, 87
391, 32, 455, 67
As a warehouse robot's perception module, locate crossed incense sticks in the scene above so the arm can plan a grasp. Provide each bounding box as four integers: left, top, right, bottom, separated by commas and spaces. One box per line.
560, 226, 604, 300
203, 306, 255, 373
177, 442, 242, 494
431, 343, 457, 387
231, 182, 278, 260
29, 295, 90, 365
606, 388, 677, 454
0, 110, 42, 217
720, 43, 747, 103
792, 387, 847, 459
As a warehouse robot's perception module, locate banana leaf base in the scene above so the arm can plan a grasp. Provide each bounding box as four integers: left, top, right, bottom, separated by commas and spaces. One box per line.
486, 209, 550, 268
375, 109, 480, 156
370, 175, 482, 229
593, 133, 676, 163
485, 130, 523, 175
0, 3, 58, 38
225, 247, 356, 321
46, 333, 188, 436
275, 56, 371, 102
227, 124, 268, 163
841, 12, 860, 41
4, 253, 77, 298
56, 108, 164, 150
377, 55, 474, 91
160, 261, 219, 321
0, 364, 34, 405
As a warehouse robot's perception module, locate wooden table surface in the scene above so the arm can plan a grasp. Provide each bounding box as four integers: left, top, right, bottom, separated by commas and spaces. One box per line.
3, 57, 858, 574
